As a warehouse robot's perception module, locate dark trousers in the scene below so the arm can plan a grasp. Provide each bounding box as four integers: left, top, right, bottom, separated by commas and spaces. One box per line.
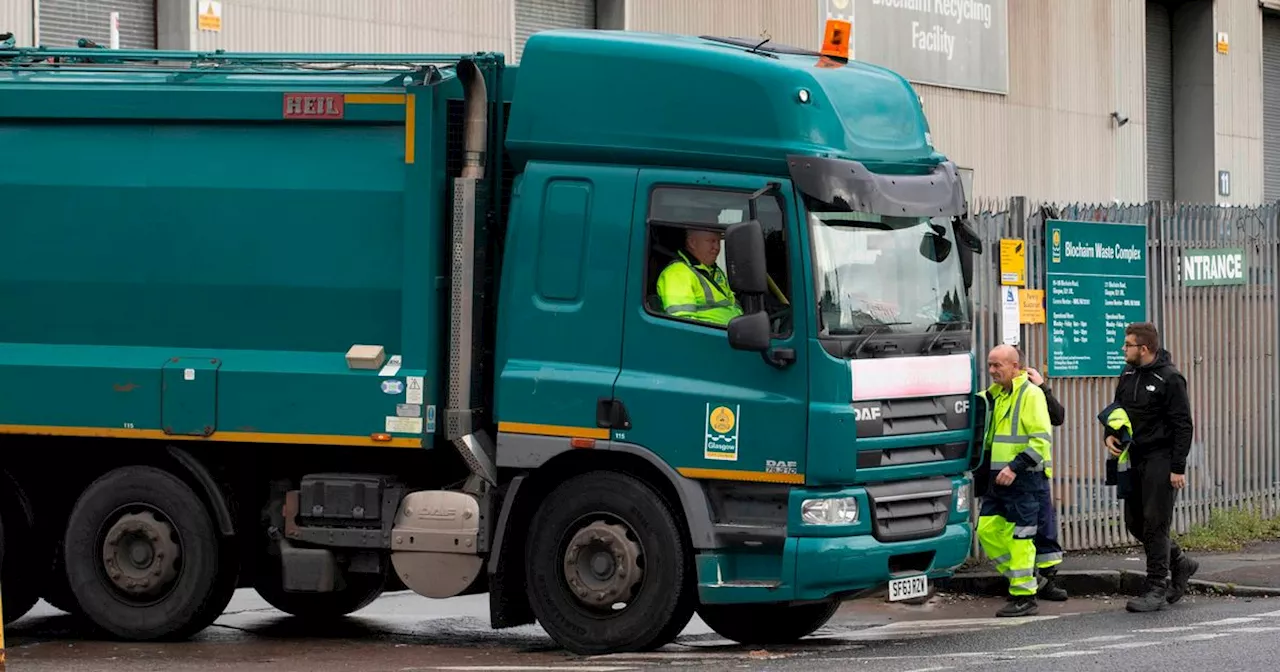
1034, 479, 1064, 571
1122, 450, 1183, 586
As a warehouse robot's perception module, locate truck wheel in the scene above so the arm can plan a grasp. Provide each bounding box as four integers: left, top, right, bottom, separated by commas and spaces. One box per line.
697, 599, 841, 645
63, 465, 233, 641
254, 557, 386, 618
525, 471, 695, 655
1, 476, 42, 624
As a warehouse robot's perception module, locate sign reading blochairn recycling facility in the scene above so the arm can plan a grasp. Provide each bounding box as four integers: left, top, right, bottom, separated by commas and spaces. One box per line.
821, 0, 1010, 94
1181, 248, 1247, 286
1046, 219, 1148, 378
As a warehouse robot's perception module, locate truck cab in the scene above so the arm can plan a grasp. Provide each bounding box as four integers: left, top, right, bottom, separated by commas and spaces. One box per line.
483, 27, 983, 651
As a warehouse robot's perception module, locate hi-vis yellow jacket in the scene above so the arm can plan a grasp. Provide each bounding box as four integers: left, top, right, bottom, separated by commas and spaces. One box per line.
979, 372, 1054, 481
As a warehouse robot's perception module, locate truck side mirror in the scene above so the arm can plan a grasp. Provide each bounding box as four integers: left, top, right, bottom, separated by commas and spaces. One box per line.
728, 311, 771, 352
952, 216, 982, 289
724, 220, 768, 296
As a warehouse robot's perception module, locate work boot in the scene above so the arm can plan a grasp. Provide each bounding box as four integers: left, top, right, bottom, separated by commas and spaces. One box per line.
1167, 556, 1200, 604
997, 595, 1038, 617
1037, 570, 1069, 602
1126, 583, 1169, 612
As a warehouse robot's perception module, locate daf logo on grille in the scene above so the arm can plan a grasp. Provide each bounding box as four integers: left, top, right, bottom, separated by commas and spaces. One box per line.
854, 405, 882, 421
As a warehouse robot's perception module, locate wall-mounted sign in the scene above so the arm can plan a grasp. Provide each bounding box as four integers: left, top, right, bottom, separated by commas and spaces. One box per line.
1046, 219, 1148, 377
1180, 248, 1247, 286
821, 0, 1010, 94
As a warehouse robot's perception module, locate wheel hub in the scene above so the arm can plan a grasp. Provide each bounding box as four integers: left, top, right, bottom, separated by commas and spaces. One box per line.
101, 511, 180, 597
562, 520, 643, 609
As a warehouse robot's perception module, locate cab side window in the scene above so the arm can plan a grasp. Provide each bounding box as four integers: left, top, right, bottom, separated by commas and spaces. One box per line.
642, 186, 792, 336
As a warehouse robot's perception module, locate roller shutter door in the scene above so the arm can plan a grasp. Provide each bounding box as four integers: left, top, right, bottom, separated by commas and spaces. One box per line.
1146, 1, 1174, 203
514, 0, 596, 63
1265, 14, 1280, 203
38, 0, 155, 50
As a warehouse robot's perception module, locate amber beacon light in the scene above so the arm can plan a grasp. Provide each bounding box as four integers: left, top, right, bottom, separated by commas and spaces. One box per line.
821, 18, 851, 60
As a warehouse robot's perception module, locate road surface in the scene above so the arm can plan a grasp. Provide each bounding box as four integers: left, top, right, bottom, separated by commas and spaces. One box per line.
4, 588, 1278, 671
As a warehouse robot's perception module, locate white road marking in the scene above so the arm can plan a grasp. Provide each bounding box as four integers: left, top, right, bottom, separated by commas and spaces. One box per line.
1223, 626, 1280, 634
1135, 626, 1201, 633
1023, 650, 1104, 659
1100, 641, 1162, 650
1174, 633, 1232, 642
1005, 643, 1072, 651
1193, 617, 1262, 626
1072, 635, 1134, 643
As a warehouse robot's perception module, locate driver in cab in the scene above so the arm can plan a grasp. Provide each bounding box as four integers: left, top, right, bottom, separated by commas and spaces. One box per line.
657, 228, 743, 326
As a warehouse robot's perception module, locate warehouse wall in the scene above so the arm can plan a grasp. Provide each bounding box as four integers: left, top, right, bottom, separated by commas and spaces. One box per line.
912, 0, 1146, 203
628, 0, 818, 48
1, 0, 34, 46
160, 0, 512, 55
1214, 0, 1266, 205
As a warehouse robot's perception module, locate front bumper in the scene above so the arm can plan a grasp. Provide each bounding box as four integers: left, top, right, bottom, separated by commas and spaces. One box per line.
696, 476, 973, 605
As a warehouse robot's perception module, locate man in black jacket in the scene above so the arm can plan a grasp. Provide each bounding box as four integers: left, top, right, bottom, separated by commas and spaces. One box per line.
1111, 322, 1198, 612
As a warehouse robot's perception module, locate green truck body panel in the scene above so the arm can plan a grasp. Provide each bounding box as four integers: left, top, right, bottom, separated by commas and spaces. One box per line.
0, 29, 977, 610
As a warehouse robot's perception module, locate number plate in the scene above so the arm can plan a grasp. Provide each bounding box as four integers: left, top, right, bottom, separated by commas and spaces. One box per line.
888, 574, 929, 601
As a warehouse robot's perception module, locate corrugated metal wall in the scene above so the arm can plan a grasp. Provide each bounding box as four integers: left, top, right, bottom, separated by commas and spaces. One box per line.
914, 0, 1146, 204
1213, 0, 1266, 205
627, 0, 818, 50
513, 0, 596, 63
969, 196, 1280, 551
1264, 13, 1280, 203
187, 0, 512, 55
1, 1, 34, 47
38, 0, 155, 49
1146, 1, 1174, 203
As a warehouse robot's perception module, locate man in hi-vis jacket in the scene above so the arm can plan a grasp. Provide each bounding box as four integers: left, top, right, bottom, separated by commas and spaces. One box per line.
975, 345, 1055, 617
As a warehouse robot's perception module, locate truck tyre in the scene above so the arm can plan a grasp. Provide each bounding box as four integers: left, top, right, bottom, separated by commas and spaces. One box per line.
42, 542, 82, 616
63, 465, 234, 641
1, 476, 42, 625
254, 557, 386, 619
697, 599, 841, 645
525, 471, 695, 655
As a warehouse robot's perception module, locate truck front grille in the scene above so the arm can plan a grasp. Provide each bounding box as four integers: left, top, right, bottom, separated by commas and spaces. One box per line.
864, 478, 952, 543
857, 441, 969, 469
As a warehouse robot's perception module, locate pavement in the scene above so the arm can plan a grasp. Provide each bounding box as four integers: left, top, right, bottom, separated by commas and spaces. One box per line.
939, 539, 1280, 598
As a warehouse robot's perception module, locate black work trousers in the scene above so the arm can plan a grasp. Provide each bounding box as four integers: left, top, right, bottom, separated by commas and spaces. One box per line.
1122, 450, 1184, 587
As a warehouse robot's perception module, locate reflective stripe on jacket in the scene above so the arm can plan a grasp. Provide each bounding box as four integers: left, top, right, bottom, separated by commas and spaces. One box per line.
656, 250, 743, 325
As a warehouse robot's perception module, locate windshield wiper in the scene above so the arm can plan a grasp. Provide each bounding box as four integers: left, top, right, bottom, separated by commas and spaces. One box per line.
920, 320, 971, 354
847, 322, 910, 358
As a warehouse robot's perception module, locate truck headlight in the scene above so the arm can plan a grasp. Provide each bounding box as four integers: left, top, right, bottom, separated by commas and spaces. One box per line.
955, 483, 971, 513
801, 497, 859, 525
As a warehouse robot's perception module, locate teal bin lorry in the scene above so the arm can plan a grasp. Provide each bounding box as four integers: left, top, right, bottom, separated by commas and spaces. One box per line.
0, 24, 984, 654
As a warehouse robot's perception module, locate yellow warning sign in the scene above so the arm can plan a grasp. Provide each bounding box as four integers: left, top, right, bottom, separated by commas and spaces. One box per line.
1000, 238, 1026, 286
198, 0, 223, 32
1019, 289, 1045, 324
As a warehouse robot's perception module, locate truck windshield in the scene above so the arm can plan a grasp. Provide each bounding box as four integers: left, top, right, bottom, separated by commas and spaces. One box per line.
810, 209, 970, 336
